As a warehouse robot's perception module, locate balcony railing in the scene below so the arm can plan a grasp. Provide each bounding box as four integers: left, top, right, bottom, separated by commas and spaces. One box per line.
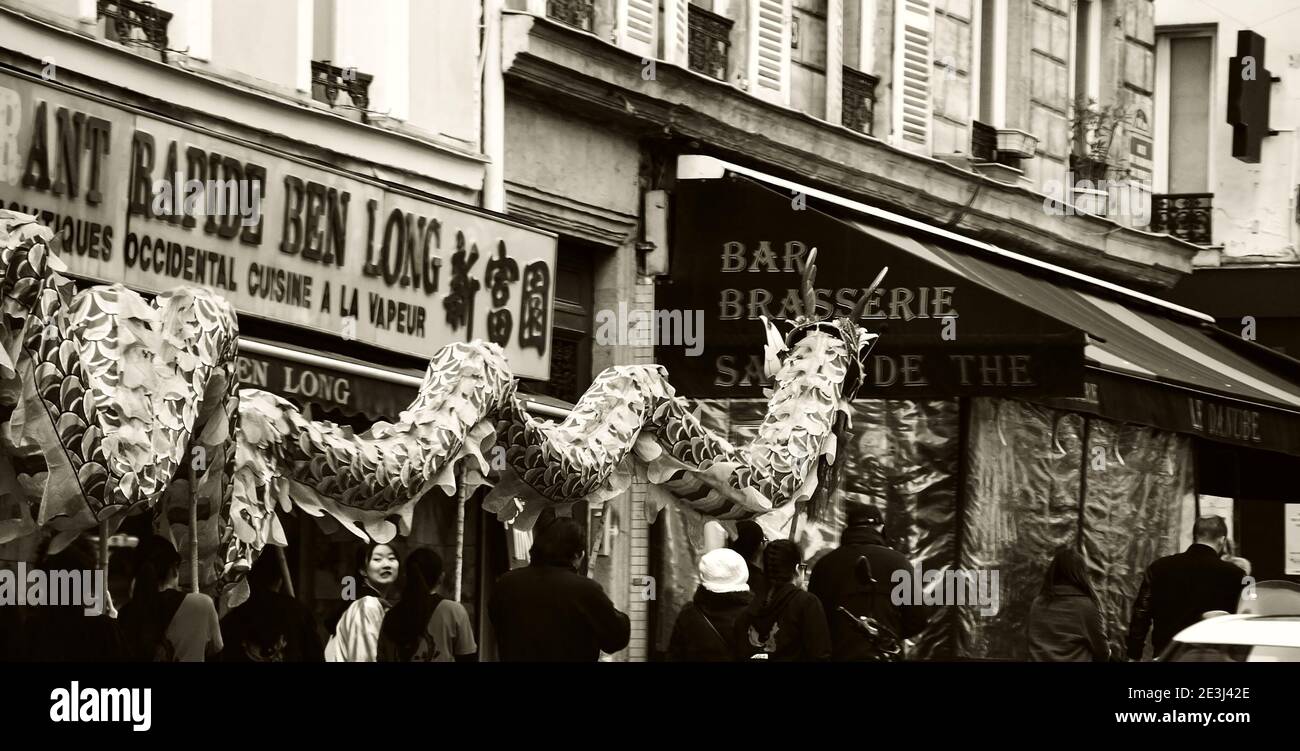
547, 0, 595, 32
688, 5, 732, 81
842, 68, 879, 136
98, 0, 172, 52
1151, 193, 1213, 246
311, 61, 374, 119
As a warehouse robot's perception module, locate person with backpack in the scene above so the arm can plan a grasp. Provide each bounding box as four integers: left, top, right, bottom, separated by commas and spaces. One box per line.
735, 539, 831, 661
667, 548, 753, 661
808, 502, 929, 661
117, 535, 223, 662
377, 548, 477, 662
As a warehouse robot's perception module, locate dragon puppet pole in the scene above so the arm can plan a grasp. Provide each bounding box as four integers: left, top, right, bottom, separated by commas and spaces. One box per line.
275, 545, 296, 598
454, 465, 468, 602
98, 520, 109, 571
188, 455, 199, 594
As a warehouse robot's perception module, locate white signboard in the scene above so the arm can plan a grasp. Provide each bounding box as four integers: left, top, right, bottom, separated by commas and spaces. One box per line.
1285, 504, 1300, 576
0, 72, 555, 378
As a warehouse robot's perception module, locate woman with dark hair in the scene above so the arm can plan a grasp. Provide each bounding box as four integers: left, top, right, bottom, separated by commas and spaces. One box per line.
377, 548, 477, 662
325, 541, 399, 662
735, 539, 831, 661
728, 520, 768, 603
117, 535, 222, 662
1026, 546, 1110, 662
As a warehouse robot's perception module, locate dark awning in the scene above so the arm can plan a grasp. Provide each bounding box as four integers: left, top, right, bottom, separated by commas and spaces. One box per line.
660, 156, 1300, 457
237, 338, 424, 421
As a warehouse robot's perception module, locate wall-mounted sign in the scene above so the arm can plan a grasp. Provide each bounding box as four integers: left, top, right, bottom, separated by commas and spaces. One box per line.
658, 177, 1084, 398
0, 72, 556, 378
1227, 30, 1278, 164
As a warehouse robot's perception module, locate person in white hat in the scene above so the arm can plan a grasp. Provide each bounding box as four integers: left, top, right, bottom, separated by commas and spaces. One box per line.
666, 548, 753, 661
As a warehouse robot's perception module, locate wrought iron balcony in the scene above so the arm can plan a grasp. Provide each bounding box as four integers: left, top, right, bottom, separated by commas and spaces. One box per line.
311, 61, 374, 118
688, 5, 733, 81
98, 0, 172, 52
1151, 193, 1213, 246
547, 0, 595, 32
842, 68, 879, 136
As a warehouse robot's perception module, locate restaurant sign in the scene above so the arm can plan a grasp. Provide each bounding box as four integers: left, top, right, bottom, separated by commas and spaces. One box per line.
659, 177, 1085, 398
0, 72, 555, 378
235, 349, 417, 421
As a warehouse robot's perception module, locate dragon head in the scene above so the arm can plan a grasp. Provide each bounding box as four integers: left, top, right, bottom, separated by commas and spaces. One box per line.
760, 247, 887, 400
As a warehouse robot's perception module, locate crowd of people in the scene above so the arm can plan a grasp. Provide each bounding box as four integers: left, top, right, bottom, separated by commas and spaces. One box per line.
0, 501, 1255, 662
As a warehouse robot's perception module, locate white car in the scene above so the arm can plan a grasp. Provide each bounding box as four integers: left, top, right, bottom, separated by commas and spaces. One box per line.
1160, 581, 1300, 662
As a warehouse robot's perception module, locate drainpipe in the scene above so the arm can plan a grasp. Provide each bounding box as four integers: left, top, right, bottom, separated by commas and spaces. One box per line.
483, 0, 506, 212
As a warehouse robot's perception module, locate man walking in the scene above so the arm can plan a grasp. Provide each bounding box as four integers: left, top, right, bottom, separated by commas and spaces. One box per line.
1125, 516, 1247, 660
808, 502, 929, 661
489, 518, 630, 661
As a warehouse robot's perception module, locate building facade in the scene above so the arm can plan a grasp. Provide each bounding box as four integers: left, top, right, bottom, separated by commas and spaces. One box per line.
1155, 0, 1300, 356
5, 0, 1298, 662
0, 0, 562, 639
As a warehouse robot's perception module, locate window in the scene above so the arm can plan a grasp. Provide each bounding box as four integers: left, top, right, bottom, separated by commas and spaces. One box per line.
892, 0, 933, 152
1073, 0, 1100, 106
688, 3, 733, 80
1152, 27, 1214, 245
1165, 35, 1212, 193
977, 0, 1003, 126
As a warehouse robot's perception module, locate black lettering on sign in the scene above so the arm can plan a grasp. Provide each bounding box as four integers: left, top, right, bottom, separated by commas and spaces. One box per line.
22, 101, 50, 192
128, 130, 156, 217
281, 174, 305, 256
518, 259, 550, 355
50, 107, 85, 199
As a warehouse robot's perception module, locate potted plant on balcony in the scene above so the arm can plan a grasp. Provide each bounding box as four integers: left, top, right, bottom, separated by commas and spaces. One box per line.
1070, 97, 1132, 181
1069, 97, 1135, 215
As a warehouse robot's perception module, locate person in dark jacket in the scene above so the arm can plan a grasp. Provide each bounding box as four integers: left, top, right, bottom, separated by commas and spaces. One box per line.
1126, 515, 1247, 660
736, 539, 831, 661
668, 548, 753, 661
808, 502, 929, 660
489, 518, 630, 661
1026, 547, 1109, 662
728, 520, 768, 603
220, 549, 323, 662
19, 539, 126, 663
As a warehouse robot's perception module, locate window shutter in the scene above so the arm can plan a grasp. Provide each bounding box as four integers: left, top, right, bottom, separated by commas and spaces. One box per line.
892, 0, 933, 152
662, 0, 689, 66
616, 0, 659, 59
747, 0, 792, 106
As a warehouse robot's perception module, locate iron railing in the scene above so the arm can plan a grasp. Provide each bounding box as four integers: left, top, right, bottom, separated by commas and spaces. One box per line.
842, 68, 879, 136
98, 0, 172, 52
1151, 193, 1214, 245
547, 0, 595, 32
688, 5, 732, 81
311, 61, 374, 117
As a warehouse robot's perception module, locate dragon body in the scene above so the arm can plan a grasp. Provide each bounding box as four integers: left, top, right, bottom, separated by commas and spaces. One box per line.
0, 209, 883, 570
